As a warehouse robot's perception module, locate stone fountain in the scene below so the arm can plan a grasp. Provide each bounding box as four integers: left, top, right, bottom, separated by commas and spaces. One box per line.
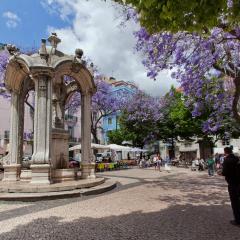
2, 33, 96, 184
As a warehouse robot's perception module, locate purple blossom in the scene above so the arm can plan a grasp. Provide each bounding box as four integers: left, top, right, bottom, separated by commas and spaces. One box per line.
0, 51, 10, 99
133, 24, 239, 133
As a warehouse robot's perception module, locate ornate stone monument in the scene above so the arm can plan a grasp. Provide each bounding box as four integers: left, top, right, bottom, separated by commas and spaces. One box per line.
2, 33, 96, 184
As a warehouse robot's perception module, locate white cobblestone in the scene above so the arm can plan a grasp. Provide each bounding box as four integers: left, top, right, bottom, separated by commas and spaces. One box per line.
0, 167, 238, 240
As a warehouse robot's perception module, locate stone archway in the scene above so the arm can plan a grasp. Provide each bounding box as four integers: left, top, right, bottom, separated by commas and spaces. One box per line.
2, 34, 96, 184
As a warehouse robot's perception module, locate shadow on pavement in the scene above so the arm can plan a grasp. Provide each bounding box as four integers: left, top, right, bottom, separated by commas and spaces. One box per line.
0, 171, 228, 223
0, 204, 239, 240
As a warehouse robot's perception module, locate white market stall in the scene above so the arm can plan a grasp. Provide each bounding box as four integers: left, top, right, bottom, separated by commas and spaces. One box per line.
213, 147, 239, 155
107, 144, 148, 160
69, 143, 110, 151
107, 144, 131, 160
69, 144, 110, 162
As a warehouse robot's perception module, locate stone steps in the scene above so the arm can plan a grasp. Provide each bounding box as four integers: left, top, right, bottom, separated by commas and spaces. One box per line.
0, 179, 116, 201
0, 178, 105, 193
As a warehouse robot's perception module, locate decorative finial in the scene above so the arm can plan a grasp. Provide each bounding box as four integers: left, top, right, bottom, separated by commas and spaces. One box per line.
39, 39, 49, 60
75, 48, 83, 59
89, 62, 94, 75
6, 44, 19, 56
48, 32, 61, 49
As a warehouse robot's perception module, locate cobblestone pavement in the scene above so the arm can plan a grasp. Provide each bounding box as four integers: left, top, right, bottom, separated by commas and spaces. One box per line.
0, 167, 239, 240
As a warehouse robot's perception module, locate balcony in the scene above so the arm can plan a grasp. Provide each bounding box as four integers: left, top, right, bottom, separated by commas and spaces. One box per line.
4, 130, 9, 139
65, 114, 78, 125
69, 137, 81, 143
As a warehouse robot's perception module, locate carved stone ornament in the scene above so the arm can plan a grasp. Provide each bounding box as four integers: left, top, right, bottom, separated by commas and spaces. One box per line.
6, 44, 20, 56
71, 62, 82, 73
1, 154, 10, 165
39, 78, 47, 91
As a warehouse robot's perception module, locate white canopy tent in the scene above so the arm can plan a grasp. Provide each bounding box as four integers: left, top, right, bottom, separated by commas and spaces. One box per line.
129, 147, 148, 152
69, 143, 110, 151
213, 147, 239, 154
107, 144, 131, 151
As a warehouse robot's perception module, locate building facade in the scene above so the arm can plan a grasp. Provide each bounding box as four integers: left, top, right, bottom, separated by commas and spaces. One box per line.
0, 66, 137, 156
101, 77, 138, 144
0, 95, 82, 157
158, 138, 240, 161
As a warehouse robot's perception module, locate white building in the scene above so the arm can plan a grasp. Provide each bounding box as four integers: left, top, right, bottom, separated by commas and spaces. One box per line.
159, 138, 240, 161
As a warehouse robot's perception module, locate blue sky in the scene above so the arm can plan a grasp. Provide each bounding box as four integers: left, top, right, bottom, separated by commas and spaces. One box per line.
0, 0, 70, 48
0, 0, 176, 96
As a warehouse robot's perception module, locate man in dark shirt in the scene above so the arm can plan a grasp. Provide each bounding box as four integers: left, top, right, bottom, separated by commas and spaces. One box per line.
222, 147, 240, 226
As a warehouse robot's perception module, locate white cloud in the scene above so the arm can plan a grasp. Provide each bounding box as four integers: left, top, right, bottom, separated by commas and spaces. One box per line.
2, 11, 21, 28
44, 0, 178, 96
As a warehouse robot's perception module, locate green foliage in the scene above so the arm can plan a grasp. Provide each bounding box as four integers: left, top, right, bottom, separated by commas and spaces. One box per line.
119, 111, 156, 148
115, 0, 240, 33
109, 87, 240, 148
157, 87, 202, 142
159, 86, 240, 144
107, 129, 128, 145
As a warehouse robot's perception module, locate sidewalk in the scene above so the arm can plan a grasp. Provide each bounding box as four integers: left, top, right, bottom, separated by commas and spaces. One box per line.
0, 167, 238, 240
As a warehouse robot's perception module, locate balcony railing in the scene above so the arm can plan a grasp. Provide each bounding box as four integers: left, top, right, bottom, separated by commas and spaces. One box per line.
4, 131, 9, 139
65, 114, 78, 123
69, 137, 81, 143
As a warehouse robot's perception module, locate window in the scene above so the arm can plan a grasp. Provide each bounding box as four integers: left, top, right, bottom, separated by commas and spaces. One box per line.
222, 139, 230, 146
108, 118, 112, 125
4, 130, 10, 139
92, 112, 97, 122
68, 126, 74, 138
184, 142, 192, 147
116, 116, 119, 124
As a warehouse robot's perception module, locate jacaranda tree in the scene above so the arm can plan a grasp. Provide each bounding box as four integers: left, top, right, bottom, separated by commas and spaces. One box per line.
116, 90, 162, 148
115, 0, 240, 136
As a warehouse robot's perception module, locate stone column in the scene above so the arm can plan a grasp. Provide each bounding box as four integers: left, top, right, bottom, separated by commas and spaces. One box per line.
81, 91, 95, 179
3, 91, 24, 181
31, 74, 52, 184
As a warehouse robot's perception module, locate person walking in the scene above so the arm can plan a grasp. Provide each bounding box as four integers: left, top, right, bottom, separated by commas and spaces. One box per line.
207, 155, 215, 176
220, 154, 225, 168
221, 147, 240, 226
215, 153, 221, 169
153, 155, 158, 170
198, 158, 205, 171
164, 155, 171, 172
156, 154, 162, 172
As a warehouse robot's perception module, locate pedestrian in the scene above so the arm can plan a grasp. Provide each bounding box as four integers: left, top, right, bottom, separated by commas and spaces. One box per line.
153, 155, 158, 170
220, 147, 240, 226
156, 154, 162, 172
220, 154, 225, 168
215, 153, 220, 169
198, 158, 205, 171
164, 155, 171, 172
207, 155, 215, 176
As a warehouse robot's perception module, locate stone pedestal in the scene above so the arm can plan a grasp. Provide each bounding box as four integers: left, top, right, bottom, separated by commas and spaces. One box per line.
53, 168, 78, 182
81, 163, 96, 179
20, 169, 32, 182
2, 164, 21, 182
51, 128, 69, 169
30, 164, 51, 184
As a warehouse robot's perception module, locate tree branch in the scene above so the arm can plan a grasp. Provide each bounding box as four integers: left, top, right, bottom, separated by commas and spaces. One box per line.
232, 77, 240, 124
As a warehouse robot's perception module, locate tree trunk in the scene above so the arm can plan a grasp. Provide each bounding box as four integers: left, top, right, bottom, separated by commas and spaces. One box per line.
233, 77, 240, 123
170, 137, 175, 159
91, 128, 99, 144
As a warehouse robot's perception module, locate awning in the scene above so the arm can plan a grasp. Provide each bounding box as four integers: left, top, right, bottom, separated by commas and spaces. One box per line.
129, 147, 148, 152
69, 143, 110, 151
179, 148, 198, 152
107, 144, 131, 151
214, 147, 239, 154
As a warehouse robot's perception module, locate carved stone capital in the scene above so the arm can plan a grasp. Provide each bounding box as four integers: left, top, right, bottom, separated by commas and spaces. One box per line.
30, 69, 55, 82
